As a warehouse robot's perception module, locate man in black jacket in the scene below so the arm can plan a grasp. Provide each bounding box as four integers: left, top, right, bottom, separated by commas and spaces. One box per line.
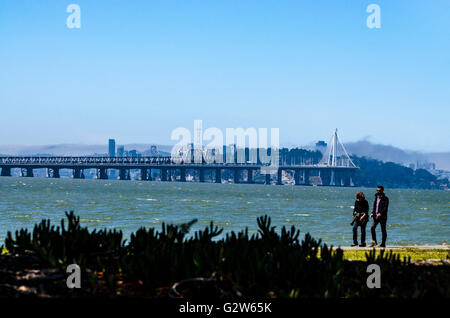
369, 186, 389, 248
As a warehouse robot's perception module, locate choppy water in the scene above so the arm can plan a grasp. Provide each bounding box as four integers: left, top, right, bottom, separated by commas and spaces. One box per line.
0, 177, 448, 246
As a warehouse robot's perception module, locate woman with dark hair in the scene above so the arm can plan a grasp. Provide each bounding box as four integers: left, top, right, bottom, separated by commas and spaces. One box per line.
351, 192, 369, 247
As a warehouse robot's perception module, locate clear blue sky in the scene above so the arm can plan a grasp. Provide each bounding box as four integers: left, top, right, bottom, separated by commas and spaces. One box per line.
0, 0, 449, 152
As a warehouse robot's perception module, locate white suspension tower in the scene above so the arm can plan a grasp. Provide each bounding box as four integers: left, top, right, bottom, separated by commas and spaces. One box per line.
320, 128, 356, 186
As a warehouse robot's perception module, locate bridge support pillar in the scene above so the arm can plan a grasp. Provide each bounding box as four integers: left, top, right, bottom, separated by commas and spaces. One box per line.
247, 169, 254, 184
342, 172, 351, 187
277, 169, 282, 185
333, 170, 343, 186
234, 169, 240, 184
199, 169, 205, 182
180, 168, 186, 182
265, 173, 271, 185
48, 168, 60, 178
140, 169, 148, 181
329, 169, 336, 186
119, 168, 130, 180
98, 168, 108, 180
215, 168, 221, 183
338, 171, 345, 186
294, 169, 300, 185
73, 168, 85, 179
304, 170, 310, 185
161, 168, 167, 181
1, 167, 11, 177
320, 169, 331, 186
21, 168, 34, 177
148, 169, 153, 181
349, 170, 355, 187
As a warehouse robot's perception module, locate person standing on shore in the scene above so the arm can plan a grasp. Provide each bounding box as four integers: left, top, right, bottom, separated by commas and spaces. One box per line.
351, 192, 369, 247
369, 186, 389, 248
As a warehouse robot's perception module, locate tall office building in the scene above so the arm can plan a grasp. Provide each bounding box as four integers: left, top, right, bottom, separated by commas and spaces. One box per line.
128, 149, 138, 157
117, 145, 124, 157
316, 140, 327, 148
108, 139, 116, 157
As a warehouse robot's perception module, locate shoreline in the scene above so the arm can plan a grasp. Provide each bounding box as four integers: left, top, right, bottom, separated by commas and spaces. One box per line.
338, 244, 449, 250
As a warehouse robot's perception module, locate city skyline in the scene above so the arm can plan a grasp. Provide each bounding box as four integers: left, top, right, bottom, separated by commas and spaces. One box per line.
1, 1, 449, 152
0, 126, 447, 150
0, 132, 448, 155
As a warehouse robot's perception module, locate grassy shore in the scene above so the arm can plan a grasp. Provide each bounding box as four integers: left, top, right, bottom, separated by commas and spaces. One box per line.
341, 248, 449, 262
3, 246, 448, 262
4, 242, 448, 262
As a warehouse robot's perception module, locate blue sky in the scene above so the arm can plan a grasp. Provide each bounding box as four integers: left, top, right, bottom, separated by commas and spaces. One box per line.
0, 0, 449, 152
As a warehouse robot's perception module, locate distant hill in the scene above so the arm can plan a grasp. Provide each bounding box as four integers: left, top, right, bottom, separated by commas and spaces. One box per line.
351, 156, 448, 190
345, 140, 450, 171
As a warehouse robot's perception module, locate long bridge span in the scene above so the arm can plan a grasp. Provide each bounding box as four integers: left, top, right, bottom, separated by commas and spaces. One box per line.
0, 155, 357, 186
0, 130, 358, 186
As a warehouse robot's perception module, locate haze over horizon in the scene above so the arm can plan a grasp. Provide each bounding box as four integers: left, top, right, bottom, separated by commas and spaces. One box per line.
0, 137, 448, 155
0, 132, 449, 153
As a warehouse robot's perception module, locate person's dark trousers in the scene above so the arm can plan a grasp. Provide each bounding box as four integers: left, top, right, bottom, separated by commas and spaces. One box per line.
371, 217, 387, 245
353, 219, 367, 244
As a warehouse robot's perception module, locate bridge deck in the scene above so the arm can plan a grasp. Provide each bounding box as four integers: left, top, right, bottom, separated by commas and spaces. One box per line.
0, 156, 357, 170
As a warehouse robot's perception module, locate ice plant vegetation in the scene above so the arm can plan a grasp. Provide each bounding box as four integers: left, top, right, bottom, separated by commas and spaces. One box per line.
3, 212, 449, 298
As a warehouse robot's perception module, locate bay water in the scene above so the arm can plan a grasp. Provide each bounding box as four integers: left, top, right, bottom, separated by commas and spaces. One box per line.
0, 177, 448, 246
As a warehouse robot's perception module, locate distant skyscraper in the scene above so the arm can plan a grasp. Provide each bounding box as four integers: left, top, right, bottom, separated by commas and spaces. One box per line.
316, 140, 327, 148
315, 140, 327, 154
117, 145, 124, 157
108, 139, 116, 157
129, 149, 138, 157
